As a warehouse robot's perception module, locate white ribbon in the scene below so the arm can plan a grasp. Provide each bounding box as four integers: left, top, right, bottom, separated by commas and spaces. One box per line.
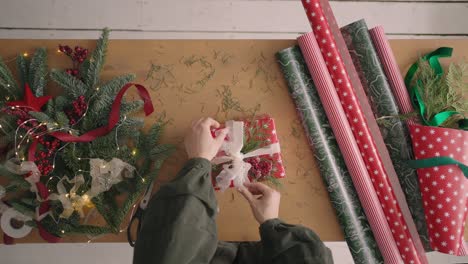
211, 120, 281, 191
86, 158, 135, 197
48, 175, 87, 218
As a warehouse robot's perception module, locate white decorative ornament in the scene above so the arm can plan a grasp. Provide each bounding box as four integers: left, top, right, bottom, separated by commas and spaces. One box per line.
0, 207, 32, 238
87, 158, 135, 197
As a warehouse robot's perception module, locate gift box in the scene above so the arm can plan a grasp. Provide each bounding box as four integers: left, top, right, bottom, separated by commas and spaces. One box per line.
409, 124, 468, 255
211, 115, 285, 190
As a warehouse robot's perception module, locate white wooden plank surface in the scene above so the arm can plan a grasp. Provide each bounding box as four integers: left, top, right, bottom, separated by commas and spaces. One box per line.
0, 0, 467, 38
1, 242, 468, 264
2, 29, 467, 39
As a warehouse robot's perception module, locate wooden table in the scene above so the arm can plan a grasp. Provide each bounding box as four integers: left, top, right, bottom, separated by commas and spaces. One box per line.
0, 39, 466, 243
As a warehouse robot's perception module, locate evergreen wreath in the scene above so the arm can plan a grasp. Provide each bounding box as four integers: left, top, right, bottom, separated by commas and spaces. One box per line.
0, 29, 174, 242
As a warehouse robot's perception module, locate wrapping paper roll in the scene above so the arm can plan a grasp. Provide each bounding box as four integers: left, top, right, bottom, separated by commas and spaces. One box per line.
297, 33, 401, 264
368, 26, 417, 123
341, 19, 430, 251
316, 6, 426, 257
277, 46, 383, 264
369, 25, 468, 255
300, 1, 427, 263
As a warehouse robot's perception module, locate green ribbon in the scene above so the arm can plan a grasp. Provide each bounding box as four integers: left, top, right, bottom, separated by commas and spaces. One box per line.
407, 156, 468, 178
404, 47, 467, 129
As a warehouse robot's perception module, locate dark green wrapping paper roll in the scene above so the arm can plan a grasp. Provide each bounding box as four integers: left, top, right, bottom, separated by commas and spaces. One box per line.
277, 46, 383, 264
340, 19, 431, 250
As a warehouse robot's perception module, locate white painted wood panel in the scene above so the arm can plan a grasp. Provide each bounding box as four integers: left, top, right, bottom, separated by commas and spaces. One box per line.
0, 0, 467, 38
2, 29, 467, 39
1, 242, 468, 264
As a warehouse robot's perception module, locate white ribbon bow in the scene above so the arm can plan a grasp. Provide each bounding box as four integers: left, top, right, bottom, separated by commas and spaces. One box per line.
48, 175, 87, 218
87, 158, 135, 197
211, 120, 281, 191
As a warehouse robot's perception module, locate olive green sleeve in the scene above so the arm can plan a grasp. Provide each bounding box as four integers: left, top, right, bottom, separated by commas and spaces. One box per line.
259, 219, 334, 264
133, 158, 218, 264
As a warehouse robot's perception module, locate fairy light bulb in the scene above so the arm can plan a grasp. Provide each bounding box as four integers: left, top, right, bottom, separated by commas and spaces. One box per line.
141, 178, 146, 183
61, 230, 65, 234
131, 149, 137, 156
23, 52, 28, 57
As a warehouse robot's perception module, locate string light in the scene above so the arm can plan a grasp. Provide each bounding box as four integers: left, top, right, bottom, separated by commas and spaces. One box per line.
23, 52, 28, 57
131, 149, 137, 156
61, 230, 65, 234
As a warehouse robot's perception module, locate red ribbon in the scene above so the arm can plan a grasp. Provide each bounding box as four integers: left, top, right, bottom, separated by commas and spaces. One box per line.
50, 83, 154, 142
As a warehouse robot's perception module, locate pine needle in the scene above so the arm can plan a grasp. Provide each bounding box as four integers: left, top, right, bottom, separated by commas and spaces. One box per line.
412, 59, 467, 128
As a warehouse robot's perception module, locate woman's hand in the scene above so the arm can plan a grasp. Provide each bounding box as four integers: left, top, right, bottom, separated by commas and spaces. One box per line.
238, 182, 281, 224
184, 117, 228, 161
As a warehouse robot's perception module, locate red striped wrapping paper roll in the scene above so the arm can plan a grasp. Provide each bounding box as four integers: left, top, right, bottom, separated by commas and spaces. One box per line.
368, 26, 417, 126
297, 33, 402, 264
301, 1, 424, 263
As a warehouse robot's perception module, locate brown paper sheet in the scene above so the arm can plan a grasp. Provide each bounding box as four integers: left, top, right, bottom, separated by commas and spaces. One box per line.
0, 39, 466, 243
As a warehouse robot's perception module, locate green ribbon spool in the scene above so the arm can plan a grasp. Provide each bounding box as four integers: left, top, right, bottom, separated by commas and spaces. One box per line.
404, 47, 467, 130
407, 156, 468, 178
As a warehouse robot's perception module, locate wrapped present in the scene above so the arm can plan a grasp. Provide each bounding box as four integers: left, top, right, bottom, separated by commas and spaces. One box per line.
211, 116, 285, 191
409, 124, 468, 255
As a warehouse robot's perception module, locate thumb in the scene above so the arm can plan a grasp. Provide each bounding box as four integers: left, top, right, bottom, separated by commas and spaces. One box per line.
214, 128, 228, 147
237, 186, 254, 205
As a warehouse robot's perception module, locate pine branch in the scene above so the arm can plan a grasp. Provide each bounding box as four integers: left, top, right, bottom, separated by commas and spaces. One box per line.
16, 54, 29, 90
29, 111, 56, 125
51, 70, 87, 99
149, 144, 175, 161
29, 48, 48, 96
10, 201, 36, 218
82, 28, 110, 90
88, 74, 135, 115
413, 59, 467, 128
55, 111, 70, 127
0, 57, 20, 99
68, 225, 112, 236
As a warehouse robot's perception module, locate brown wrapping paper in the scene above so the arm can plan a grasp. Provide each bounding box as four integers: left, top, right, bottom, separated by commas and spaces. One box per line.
0, 39, 466, 244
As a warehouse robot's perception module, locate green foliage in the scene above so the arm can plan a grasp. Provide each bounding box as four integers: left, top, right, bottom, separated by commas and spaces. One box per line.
50, 70, 87, 99
91, 74, 136, 112
28, 48, 48, 96
413, 59, 467, 128
149, 144, 175, 161
10, 201, 36, 218
28, 111, 53, 123
0, 29, 173, 241
81, 28, 110, 90
0, 57, 20, 99
16, 54, 29, 91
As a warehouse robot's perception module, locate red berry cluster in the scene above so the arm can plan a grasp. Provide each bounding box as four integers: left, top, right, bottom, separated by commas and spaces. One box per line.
4, 108, 46, 134
58, 45, 88, 77
65, 95, 87, 125
35, 136, 61, 175
246, 157, 273, 180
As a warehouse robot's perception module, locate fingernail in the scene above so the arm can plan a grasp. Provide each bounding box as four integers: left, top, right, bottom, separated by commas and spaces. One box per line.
237, 188, 242, 192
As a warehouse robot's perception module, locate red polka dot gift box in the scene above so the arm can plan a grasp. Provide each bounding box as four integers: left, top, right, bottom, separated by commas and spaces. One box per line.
211, 116, 285, 191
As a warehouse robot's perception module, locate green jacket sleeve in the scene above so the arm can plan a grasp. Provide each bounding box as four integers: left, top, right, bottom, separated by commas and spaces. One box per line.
259, 219, 334, 264
133, 158, 218, 264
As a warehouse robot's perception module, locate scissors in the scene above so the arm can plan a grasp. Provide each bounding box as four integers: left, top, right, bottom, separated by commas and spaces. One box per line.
127, 180, 154, 247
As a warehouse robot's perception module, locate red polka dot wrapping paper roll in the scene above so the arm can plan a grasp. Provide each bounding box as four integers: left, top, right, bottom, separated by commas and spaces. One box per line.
409, 124, 468, 255
300, 0, 427, 263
